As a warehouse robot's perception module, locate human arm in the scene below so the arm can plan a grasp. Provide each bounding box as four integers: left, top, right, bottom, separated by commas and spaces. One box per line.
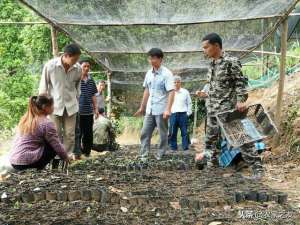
163, 90, 175, 119
39, 63, 49, 95
44, 121, 69, 162
134, 72, 150, 117
163, 73, 175, 119
231, 61, 248, 112
134, 88, 150, 117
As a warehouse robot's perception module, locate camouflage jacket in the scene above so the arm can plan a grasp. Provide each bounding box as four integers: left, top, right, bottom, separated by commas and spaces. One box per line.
206, 53, 248, 116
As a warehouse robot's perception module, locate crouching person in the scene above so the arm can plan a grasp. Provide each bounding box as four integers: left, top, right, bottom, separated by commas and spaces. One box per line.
92, 108, 119, 152
9, 95, 70, 170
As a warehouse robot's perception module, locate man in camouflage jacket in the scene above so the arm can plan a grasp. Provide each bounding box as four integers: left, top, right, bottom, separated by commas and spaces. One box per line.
195, 33, 263, 179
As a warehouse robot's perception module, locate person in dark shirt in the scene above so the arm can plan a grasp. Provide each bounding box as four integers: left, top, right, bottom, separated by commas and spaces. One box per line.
74, 59, 98, 158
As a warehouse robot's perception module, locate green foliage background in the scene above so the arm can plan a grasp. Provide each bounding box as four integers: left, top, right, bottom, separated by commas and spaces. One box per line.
0, 0, 105, 136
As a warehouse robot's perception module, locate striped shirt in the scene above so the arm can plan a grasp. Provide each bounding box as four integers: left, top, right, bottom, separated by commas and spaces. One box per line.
9, 117, 68, 165
79, 75, 98, 115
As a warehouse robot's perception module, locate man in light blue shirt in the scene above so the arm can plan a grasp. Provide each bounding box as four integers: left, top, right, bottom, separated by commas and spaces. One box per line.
134, 48, 175, 161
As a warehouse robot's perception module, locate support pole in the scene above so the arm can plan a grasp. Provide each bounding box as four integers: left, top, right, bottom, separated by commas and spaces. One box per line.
192, 99, 198, 140
260, 20, 265, 76
107, 71, 112, 118
50, 26, 59, 57
274, 19, 288, 146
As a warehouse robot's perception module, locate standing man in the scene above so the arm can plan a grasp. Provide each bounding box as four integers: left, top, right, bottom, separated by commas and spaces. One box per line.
134, 48, 175, 161
96, 80, 106, 113
195, 33, 263, 179
39, 43, 82, 157
169, 75, 192, 151
74, 59, 98, 158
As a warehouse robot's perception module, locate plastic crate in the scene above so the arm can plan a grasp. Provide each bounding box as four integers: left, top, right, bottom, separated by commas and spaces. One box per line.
218, 139, 266, 168
216, 104, 278, 148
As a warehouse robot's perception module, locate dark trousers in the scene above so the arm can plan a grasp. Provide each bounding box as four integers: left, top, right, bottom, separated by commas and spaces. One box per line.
12, 142, 56, 170
169, 112, 189, 151
79, 114, 94, 156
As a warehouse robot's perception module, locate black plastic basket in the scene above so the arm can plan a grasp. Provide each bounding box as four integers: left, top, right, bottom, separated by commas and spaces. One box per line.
216, 104, 278, 148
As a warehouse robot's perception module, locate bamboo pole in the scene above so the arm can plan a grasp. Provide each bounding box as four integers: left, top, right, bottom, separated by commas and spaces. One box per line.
50, 26, 59, 57
192, 99, 198, 140
0, 21, 48, 25
273, 19, 288, 146
106, 71, 112, 118
260, 20, 265, 76
6, 11, 299, 27
88, 49, 300, 59
1, 11, 300, 26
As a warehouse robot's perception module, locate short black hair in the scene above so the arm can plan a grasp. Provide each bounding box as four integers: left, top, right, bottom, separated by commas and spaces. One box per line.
202, 33, 223, 49
98, 108, 105, 114
148, 48, 164, 58
79, 58, 90, 65
64, 43, 81, 56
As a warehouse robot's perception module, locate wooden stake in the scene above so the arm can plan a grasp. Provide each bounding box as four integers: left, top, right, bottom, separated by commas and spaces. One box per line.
50, 26, 59, 57
273, 19, 288, 146
107, 71, 112, 118
192, 99, 198, 140
261, 20, 265, 76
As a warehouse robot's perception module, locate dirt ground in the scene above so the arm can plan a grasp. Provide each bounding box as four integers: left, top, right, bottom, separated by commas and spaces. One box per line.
1, 73, 300, 224
0, 145, 299, 225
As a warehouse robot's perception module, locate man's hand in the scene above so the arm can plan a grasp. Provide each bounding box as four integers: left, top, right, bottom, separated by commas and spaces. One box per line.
163, 110, 171, 120
94, 109, 99, 119
195, 152, 205, 161
134, 107, 144, 117
196, 90, 208, 98
67, 155, 73, 164
236, 102, 247, 112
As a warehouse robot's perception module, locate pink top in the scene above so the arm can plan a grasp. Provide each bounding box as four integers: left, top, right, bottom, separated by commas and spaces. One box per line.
9, 117, 68, 165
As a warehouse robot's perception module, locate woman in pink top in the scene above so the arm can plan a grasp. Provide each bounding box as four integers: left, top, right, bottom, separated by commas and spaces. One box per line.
9, 95, 70, 170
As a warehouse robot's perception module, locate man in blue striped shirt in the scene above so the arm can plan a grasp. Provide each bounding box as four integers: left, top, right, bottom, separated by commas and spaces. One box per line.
74, 59, 98, 158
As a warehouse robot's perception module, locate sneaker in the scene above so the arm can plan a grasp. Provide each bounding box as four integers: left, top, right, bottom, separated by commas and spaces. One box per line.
140, 157, 148, 163
73, 155, 81, 161
235, 160, 249, 172
170, 149, 177, 153
242, 169, 265, 180
155, 154, 163, 161
84, 153, 90, 158
195, 154, 218, 170
207, 158, 219, 169
253, 169, 265, 180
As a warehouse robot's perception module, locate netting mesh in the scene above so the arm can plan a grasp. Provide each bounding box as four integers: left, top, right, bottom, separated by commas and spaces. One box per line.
20, 0, 298, 111
21, 0, 294, 24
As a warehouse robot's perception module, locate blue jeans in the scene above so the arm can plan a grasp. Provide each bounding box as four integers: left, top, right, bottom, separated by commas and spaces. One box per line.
169, 112, 189, 151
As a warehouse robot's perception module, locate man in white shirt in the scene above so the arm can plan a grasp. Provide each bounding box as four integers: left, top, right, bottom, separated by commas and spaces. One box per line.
169, 76, 192, 151
39, 43, 82, 156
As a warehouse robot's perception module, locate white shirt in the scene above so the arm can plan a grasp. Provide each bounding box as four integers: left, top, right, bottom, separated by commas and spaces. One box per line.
171, 88, 192, 115
39, 57, 82, 116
